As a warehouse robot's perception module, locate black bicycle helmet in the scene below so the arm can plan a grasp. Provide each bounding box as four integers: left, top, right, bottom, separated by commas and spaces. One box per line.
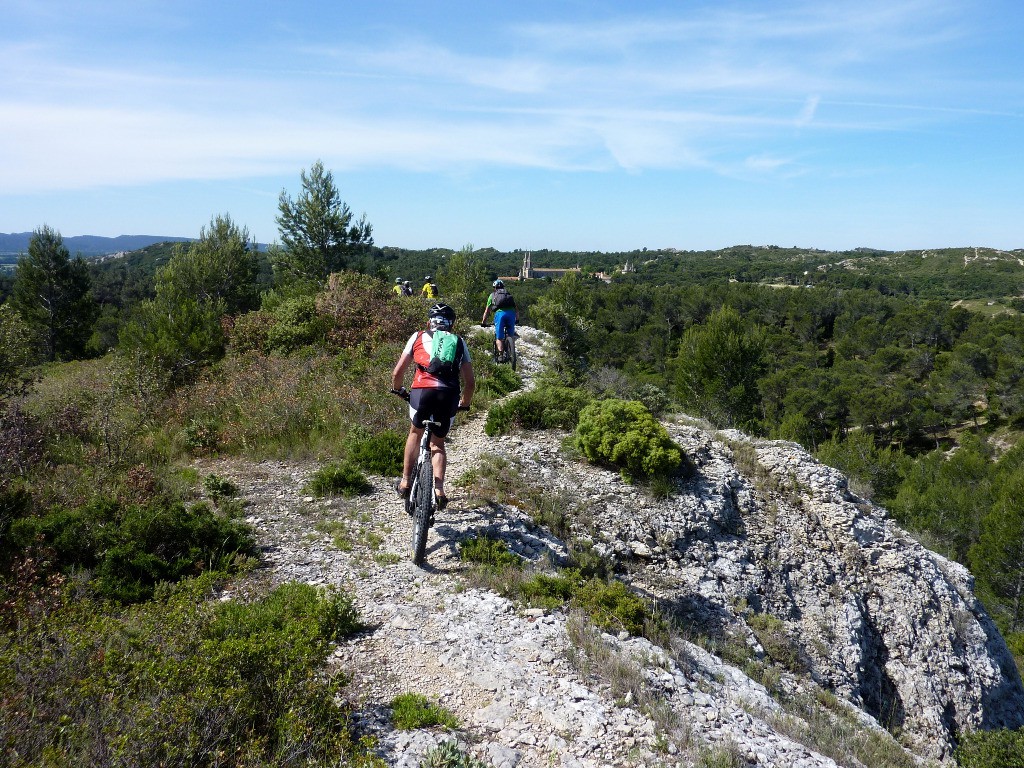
428, 302, 456, 326
492, 279, 504, 288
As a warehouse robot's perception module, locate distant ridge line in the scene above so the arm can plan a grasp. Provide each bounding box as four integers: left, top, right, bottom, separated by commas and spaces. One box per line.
0, 232, 193, 257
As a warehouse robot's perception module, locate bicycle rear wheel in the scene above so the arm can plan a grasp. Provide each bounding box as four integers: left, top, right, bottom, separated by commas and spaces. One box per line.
410, 457, 433, 565
508, 336, 517, 370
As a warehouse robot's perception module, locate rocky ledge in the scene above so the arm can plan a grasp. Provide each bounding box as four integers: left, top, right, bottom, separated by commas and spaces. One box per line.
200, 326, 1024, 767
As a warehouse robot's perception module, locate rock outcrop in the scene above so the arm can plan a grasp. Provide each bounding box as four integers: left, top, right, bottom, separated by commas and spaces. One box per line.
203, 325, 1024, 766
568, 425, 1024, 760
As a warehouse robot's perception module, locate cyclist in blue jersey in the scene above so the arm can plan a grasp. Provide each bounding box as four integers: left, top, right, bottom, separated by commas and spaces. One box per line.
481, 279, 517, 360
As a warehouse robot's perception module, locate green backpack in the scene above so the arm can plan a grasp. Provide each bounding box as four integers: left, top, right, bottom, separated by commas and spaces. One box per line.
423, 330, 463, 378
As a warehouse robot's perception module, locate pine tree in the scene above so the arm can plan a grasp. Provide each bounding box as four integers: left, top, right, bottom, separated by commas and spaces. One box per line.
273, 161, 373, 286
971, 467, 1024, 633
11, 225, 98, 361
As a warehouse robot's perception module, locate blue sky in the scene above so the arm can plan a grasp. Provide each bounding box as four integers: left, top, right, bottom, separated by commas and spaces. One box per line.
2, 0, 1022, 251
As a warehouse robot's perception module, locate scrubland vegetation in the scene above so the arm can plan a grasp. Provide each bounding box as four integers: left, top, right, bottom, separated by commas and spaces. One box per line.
2, 161, 1024, 764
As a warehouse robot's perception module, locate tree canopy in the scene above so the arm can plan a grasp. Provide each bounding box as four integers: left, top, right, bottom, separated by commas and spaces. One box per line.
273, 161, 373, 286
11, 225, 98, 362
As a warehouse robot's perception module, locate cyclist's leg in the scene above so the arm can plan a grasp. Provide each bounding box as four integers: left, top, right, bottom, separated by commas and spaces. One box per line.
494, 310, 507, 354
400, 390, 429, 494
429, 432, 447, 503
419, 388, 458, 504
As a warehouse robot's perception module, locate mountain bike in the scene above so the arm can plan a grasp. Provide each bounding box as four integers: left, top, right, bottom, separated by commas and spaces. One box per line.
391, 388, 469, 566
482, 322, 517, 371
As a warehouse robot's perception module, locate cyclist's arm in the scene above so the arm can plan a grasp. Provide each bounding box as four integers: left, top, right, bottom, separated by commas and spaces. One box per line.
481, 294, 493, 324
391, 352, 414, 391
459, 360, 475, 407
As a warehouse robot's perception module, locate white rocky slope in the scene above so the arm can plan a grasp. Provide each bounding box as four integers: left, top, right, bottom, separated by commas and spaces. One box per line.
200, 325, 1024, 768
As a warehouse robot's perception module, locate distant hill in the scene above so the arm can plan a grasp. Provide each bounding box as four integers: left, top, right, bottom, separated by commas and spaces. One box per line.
0, 232, 193, 257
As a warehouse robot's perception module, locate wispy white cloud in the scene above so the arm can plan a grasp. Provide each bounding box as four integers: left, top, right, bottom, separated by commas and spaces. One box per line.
0, 0, 1014, 199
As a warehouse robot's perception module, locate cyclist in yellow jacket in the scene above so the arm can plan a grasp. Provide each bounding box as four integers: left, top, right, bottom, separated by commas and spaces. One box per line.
420, 276, 438, 299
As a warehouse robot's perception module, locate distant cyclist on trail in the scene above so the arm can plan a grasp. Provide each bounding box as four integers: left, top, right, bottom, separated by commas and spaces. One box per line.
392, 278, 405, 296
481, 279, 517, 361
420, 275, 438, 298
391, 303, 474, 510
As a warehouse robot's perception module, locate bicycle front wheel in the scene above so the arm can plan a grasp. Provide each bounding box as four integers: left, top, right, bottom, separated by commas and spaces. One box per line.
410, 458, 433, 566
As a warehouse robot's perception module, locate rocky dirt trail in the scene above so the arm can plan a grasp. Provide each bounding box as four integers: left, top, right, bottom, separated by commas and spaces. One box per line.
195, 327, 864, 768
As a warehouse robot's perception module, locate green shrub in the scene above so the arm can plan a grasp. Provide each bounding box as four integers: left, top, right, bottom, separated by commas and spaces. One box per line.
8, 497, 255, 603
475, 363, 522, 401
182, 418, 220, 454
573, 576, 653, 637
814, 431, 908, 503
344, 428, 405, 476
307, 462, 372, 497
515, 570, 662, 639
459, 534, 521, 571
421, 740, 489, 768
484, 386, 592, 436
203, 473, 239, 504
266, 295, 332, 354
517, 572, 577, 609
567, 540, 614, 580
955, 728, 1024, 768
0, 577, 382, 767
455, 454, 581, 540
227, 310, 276, 354
316, 271, 423, 351
390, 693, 460, 730
208, 580, 363, 644
573, 399, 683, 481
747, 612, 806, 673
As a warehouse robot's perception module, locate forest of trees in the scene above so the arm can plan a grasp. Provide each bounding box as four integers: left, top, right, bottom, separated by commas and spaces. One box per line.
2, 160, 1024, 764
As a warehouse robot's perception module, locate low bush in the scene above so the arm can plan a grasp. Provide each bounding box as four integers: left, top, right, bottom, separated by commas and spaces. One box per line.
455, 453, 582, 540
475, 362, 522, 401
307, 462, 372, 497
182, 418, 220, 454
955, 728, 1024, 768
344, 428, 405, 476
484, 386, 592, 436
390, 693, 460, 730
573, 398, 683, 482
7, 496, 254, 603
515, 569, 663, 640
166, 344, 403, 460
316, 271, 423, 351
517, 572, 577, 609
572, 576, 653, 637
459, 534, 522, 571
421, 741, 488, 768
265, 295, 333, 354
203, 473, 239, 504
747, 612, 807, 673
227, 309, 276, 354
0, 577, 382, 767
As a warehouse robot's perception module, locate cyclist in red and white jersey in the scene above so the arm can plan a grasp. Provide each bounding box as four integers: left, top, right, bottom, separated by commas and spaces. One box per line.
390, 303, 474, 509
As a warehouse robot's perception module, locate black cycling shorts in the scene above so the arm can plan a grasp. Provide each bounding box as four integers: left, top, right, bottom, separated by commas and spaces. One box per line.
408, 387, 459, 438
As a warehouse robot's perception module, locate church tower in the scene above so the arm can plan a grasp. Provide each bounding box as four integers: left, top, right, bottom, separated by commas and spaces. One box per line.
520, 251, 533, 280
